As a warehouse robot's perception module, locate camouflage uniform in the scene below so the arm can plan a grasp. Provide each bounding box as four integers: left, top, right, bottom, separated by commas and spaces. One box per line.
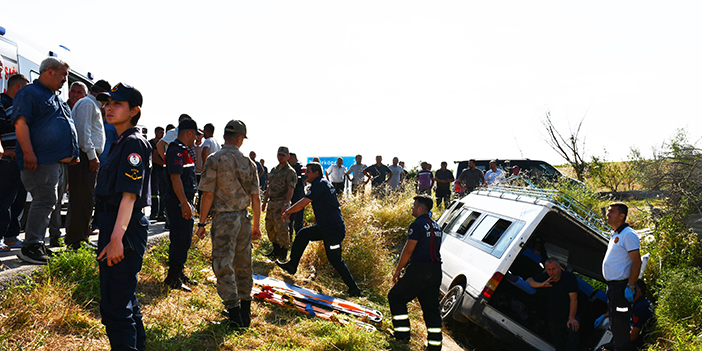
198, 144, 259, 309
265, 163, 297, 249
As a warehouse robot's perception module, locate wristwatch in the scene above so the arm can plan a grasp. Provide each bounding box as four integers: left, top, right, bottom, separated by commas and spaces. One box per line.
197, 222, 207, 228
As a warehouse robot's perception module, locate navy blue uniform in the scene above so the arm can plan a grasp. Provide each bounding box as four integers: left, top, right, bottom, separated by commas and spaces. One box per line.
94, 126, 151, 351
164, 139, 196, 269
285, 177, 359, 291
389, 214, 443, 350
288, 161, 305, 237
0, 93, 26, 245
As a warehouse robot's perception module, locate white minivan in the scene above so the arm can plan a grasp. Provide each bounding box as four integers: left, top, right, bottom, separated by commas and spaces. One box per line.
437, 185, 617, 350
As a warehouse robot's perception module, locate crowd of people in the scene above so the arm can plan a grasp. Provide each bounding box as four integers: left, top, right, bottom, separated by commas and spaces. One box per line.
0, 57, 650, 351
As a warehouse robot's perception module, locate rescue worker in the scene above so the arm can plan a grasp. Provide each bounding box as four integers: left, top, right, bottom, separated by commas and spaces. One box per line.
261, 146, 297, 261
94, 83, 150, 351
196, 119, 261, 329
277, 162, 361, 297
163, 118, 199, 292
388, 195, 443, 350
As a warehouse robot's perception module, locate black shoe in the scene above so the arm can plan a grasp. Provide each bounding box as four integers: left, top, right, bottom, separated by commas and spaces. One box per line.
240, 300, 251, 328
179, 272, 198, 286
347, 287, 361, 297
156, 216, 167, 222
17, 243, 49, 265
276, 248, 288, 262
49, 237, 61, 248
275, 260, 297, 275
227, 306, 244, 330
164, 274, 192, 292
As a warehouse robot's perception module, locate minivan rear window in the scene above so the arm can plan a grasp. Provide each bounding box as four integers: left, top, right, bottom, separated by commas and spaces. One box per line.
470, 216, 513, 246
445, 209, 482, 236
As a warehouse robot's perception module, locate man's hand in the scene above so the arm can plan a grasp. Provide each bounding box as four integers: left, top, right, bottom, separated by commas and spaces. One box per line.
181, 202, 193, 220
3, 149, 15, 160
625, 286, 635, 302
538, 276, 553, 288
97, 238, 124, 267
196, 226, 207, 239
261, 202, 267, 212
567, 318, 580, 332
68, 156, 80, 166
392, 269, 402, 284
23, 151, 37, 171
252, 227, 262, 241
89, 158, 100, 172
594, 314, 606, 328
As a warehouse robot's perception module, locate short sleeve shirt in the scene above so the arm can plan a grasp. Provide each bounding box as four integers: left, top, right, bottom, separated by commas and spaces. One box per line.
417, 170, 434, 190
326, 164, 346, 183
532, 270, 578, 321
408, 214, 442, 263
267, 163, 297, 200
603, 224, 640, 281
435, 169, 455, 190
305, 177, 344, 230
388, 165, 403, 189
365, 164, 391, 186
165, 139, 197, 200
11, 79, 79, 168
95, 127, 152, 209
458, 168, 484, 188
198, 144, 259, 213
485, 169, 505, 185
347, 164, 367, 185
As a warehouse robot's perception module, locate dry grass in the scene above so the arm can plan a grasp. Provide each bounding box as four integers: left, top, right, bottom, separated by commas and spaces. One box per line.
0, 187, 437, 351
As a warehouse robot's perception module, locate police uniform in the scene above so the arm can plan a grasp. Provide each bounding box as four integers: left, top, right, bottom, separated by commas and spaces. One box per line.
94, 126, 151, 351
164, 137, 197, 284
198, 142, 259, 321
265, 161, 297, 251
288, 160, 305, 237
278, 176, 360, 294
388, 213, 443, 350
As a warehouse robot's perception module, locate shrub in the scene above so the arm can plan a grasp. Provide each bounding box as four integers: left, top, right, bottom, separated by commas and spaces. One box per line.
42, 244, 101, 308
650, 266, 702, 350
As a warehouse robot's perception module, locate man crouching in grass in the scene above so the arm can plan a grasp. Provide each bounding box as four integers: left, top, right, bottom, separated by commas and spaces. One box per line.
388, 195, 443, 350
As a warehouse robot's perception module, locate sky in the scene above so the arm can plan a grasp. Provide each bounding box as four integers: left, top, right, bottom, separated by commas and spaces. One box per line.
2, 1, 701, 172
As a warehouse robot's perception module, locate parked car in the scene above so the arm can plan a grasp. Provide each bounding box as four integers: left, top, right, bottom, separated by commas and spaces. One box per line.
454, 159, 583, 187
437, 185, 625, 350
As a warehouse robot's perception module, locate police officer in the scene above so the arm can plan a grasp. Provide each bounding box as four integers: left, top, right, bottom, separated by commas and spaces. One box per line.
261, 146, 297, 261
94, 83, 150, 351
196, 120, 261, 329
388, 195, 443, 350
277, 162, 361, 297
287, 152, 305, 239
163, 118, 199, 291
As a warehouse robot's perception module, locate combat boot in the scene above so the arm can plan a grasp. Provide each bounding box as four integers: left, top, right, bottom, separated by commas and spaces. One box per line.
277, 247, 288, 262
265, 243, 280, 259
227, 306, 244, 330
164, 265, 192, 292
240, 300, 252, 328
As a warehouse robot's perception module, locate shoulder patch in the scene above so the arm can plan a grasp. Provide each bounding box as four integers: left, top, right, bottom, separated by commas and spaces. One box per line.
128, 153, 142, 166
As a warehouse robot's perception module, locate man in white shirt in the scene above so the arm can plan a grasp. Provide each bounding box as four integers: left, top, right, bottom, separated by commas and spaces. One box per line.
484, 160, 505, 186
325, 157, 346, 196
602, 202, 641, 351
387, 157, 404, 190
200, 123, 221, 164
65, 80, 111, 250
345, 154, 368, 194
156, 114, 191, 161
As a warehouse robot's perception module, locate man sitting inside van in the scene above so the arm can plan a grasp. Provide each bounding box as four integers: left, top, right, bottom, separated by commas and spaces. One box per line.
526, 258, 580, 351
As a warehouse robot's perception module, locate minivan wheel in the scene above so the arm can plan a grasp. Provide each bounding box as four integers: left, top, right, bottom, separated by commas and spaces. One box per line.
440, 285, 464, 321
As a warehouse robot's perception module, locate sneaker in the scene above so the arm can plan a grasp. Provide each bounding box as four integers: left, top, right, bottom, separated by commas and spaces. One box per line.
49, 237, 61, 248
275, 260, 297, 275
164, 275, 192, 292
179, 272, 198, 286
17, 243, 49, 265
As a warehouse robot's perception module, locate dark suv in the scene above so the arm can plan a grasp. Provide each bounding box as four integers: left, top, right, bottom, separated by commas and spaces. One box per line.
455, 159, 578, 185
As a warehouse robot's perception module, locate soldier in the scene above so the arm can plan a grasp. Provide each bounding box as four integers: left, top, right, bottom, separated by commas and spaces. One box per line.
196, 120, 260, 329
261, 146, 297, 261
163, 118, 199, 292
94, 83, 150, 350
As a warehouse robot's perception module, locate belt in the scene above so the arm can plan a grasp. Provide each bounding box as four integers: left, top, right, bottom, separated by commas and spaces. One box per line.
606, 279, 628, 284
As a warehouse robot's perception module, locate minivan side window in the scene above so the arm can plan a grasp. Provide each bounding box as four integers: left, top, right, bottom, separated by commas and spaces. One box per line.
445, 209, 482, 236
469, 215, 512, 246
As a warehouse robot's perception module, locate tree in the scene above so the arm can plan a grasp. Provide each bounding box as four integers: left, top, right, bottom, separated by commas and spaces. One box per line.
541, 111, 588, 181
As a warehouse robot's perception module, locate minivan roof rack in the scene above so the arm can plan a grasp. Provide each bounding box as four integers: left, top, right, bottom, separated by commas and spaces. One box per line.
475, 184, 611, 239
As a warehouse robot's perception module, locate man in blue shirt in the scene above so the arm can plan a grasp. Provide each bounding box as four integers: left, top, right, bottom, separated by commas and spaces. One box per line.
388, 195, 443, 350
277, 162, 361, 297
12, 57, 79, 264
